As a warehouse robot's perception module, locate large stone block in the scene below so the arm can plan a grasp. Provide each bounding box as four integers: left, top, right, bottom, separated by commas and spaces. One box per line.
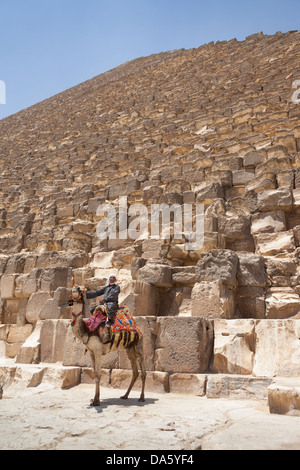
40, 267, 73, 292
195, 249, 238, 288
218, 214, 250, 240
268, 378, 300, 416
211, 319, 256, 375
137, 259, 172, 288
253, 319, 300, 377
257, 188, 293, 212
191, 281, 235, 319
265, 288, 300, 319
39, 320, 69, 363
154, 317, 213, 373
0, 274, 17, 299
25, 291, 52, 324
255, 230, 295, 256
251, 210, 286, 234
237, 254, 267, 287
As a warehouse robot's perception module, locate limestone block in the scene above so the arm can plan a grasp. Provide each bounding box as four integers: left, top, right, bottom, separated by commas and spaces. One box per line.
211, 319, 256, 375
265, 257, 297, 278
0, 324, 9, 341
257, 188, 293, 212
243, 150, 266, 168
268, 378, 300, 416
57, 204, 74, 218
0, 274, 17, 299
110, 369, 169, 394
245, 172, 276, 193
172, 266, 196, 285
236, 294, 265, 319
277, 170, 294, 188
7, 324, 33, 344
265, 289, 300, 319
255, 230, 295, 256
251, 210, 286, 234
237, 254, 267, 287
40, 297, 61, 320
253, 320, 300, 377
154, 317, 213, 373
14, 269, 41, 298
15, 322, 43, 364
131, 281, 158, 317
143, 185, 164, 203
141, 239, 169, 259
137, 260, 172, 288
191, 281, 235, 319
195, 249, 238, 288
25, 291, 52, 324
196, 183, 224, 205
112, 246, 142, 267
206, 374, 272, 400
39, 320, 69, 363
40, 267, 72, 292
232, 169, 255, 186
169, 373, 206, 395
218, 214, 250, 240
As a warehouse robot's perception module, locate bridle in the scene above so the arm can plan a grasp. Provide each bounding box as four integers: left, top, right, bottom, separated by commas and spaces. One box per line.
67, 286, 86, 326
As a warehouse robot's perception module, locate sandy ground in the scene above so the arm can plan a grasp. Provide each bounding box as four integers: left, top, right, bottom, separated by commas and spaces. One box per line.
0, 383, 300, 451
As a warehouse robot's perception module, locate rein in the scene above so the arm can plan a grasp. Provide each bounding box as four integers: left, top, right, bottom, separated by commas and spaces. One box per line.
68, 286, 86, 327
71, 311, 82, 327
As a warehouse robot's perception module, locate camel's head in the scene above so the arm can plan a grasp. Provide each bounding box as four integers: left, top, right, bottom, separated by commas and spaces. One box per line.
67, 286, 86, 306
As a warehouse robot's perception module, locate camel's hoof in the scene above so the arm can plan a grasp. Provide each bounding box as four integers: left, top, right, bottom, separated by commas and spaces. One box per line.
139, 397, 145, 402
120, 395, 128, 400
90, 399, 100, 406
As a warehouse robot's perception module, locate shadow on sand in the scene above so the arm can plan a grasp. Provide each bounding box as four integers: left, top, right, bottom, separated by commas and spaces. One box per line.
87, 396, 158, 413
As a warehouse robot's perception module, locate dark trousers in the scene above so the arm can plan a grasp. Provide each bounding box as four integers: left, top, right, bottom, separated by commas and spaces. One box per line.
106, 302, 118, 321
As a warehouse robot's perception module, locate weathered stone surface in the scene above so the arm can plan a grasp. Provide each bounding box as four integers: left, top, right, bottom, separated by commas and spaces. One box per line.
268, 378, 300, 416
253, 320, 300, 377
237, 254, 267, 287
195, 249, 238, 288
25, 292, 52, 324
154, 317, 213, 373
257, 188, 293, 212
211, 319, 256, 375
191, 281, 235, 319
137, 260, 172, 288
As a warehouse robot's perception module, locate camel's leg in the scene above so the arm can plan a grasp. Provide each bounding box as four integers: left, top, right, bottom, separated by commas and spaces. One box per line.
136, 341, 146, 402
90, 351, 101, 406
120, 345, 139, 400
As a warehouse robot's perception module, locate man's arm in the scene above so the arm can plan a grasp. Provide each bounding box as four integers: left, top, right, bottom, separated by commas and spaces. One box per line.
86, 286, 106, 299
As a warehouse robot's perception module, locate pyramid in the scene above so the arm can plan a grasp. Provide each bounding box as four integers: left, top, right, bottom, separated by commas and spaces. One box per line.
1, 31, 300, 412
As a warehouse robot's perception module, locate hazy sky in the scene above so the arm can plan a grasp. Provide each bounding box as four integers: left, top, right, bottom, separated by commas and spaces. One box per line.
1, 0, 300, 119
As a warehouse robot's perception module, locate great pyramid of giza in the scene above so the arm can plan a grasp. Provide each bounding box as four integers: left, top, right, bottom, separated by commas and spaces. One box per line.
1, 30, 300, 412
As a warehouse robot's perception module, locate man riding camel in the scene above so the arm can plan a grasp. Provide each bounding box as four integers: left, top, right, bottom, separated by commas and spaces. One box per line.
86, 273, 120, 342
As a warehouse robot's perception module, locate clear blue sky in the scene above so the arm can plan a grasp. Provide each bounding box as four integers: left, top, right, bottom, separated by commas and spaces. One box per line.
1, 0, 300, 120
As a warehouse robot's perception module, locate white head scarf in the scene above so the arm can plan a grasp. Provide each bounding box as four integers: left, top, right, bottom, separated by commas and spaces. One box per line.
105, 273, 117, 286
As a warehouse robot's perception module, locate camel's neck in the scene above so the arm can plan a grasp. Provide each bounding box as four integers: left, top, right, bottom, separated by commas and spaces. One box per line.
71, 304, 89, 343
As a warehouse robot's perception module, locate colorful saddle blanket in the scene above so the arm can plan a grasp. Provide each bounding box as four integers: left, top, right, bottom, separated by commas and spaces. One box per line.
84, 305, 143, 342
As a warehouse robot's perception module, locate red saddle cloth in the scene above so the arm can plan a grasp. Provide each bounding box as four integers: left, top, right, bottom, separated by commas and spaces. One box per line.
84, 305, 142, 340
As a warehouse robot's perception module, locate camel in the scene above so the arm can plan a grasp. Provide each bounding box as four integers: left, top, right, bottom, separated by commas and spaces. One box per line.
69, 286, 146, 406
